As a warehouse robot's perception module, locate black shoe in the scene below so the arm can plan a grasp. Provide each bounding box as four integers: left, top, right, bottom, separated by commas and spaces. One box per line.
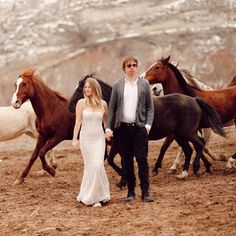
141, 192, 154, 202
123, 191, 135, 202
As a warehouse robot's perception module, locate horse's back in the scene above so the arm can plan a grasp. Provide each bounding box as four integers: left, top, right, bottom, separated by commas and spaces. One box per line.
149, 94, 201, 140
0, 103, 37, 141
196, 85, 236, 123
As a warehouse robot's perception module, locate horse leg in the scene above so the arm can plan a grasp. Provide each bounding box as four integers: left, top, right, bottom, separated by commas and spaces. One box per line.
48, 149, 57, 169
107, 142, 122, 176
38, 137, 63, 177
107, 141, 126, 189
201, 128, 217, 161
116, 157, 127, 189
175, 137, 193, 180
152, 135, 175, 176
27, 132, 58, 172
168, 147, 183, 174
14, 135, 46, 185
190, 135, 205, 177
201, 128, 226, 161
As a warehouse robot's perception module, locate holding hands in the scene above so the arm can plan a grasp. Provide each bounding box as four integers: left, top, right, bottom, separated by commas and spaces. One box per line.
105, 130, 113, 141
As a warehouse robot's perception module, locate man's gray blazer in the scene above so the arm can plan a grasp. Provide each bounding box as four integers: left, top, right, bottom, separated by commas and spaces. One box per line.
107, 77, 154, 129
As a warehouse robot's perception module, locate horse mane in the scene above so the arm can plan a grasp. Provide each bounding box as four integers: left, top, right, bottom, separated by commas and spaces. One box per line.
180, 69, 213, 90
21, 69, 68, 102
228, 75, 236, 87
163, 60, 196, 97
78, 73, 112, 99
68, 73, 112, 113
81, 72, 112, 90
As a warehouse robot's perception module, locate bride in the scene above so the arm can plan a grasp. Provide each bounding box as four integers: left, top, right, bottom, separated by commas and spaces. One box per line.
72, 76, 110, 207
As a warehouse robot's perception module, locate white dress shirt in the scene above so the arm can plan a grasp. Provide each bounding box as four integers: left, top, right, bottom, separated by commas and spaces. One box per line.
122, 78, 138, 123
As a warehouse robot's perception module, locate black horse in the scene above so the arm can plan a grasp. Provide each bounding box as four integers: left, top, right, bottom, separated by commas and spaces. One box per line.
68, 75, 225, 182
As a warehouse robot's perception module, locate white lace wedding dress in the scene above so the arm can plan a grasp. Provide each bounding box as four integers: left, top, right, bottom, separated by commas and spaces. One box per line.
77, 108, 110, 205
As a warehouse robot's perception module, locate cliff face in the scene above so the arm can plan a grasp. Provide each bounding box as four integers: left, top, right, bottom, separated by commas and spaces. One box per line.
0, 0, 235, 105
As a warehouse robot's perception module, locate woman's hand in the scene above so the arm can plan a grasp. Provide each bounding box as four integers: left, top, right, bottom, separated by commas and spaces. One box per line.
72, 139, 79, 148
105, 130, 113, 141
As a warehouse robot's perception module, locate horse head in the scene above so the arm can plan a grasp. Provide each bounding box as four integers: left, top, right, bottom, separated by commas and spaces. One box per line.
11, 69, 36, 109
141, 55, 170, 84
152, 83, 163, 96
67, 74, 92, 113
68, 73, 112, 113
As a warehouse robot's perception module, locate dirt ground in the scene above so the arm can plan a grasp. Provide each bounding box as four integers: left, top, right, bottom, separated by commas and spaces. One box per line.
0, 127, 235, 236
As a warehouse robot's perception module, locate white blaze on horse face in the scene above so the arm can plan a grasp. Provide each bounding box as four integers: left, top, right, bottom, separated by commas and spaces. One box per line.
11, 77, 23, 106
140, 72, 146, 79
147, 62, 157, 72
140, 62, 157, 80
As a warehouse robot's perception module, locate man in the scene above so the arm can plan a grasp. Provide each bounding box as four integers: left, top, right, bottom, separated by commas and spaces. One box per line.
105, 56, 154, 202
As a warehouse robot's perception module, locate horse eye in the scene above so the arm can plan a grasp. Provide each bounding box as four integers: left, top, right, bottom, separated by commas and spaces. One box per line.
22, 82, 27, 86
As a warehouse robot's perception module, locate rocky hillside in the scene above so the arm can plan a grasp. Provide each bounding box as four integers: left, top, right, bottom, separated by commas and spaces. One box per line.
0, 0, 235, 105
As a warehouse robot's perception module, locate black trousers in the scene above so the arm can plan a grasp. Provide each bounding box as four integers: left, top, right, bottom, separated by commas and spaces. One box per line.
118, 123, 149, 193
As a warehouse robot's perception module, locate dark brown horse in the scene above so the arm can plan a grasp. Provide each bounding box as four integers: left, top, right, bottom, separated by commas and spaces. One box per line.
141, 56, 235, 174
11, 69, 75, 184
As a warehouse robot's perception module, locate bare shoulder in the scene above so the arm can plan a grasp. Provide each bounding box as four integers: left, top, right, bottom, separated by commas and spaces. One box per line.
76, 99, 85, 108
101, 99, 107, 105
78, 98, 85, 103
101, 99, 108, 107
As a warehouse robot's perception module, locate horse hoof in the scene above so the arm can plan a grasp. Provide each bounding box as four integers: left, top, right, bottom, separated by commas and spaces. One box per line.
193, 171, 201, 178
13, 178, 24, 185
116, 181, 126, 189
151, 171, 158, 177
206, 165, 212, 174
167, 169, 177, 174
34, 169, 48, 177
47, 167, 56, 177
176, 171, 188, 180
218, 154, 227, 161
51, 163, 58, 169
205, 171, 212, 176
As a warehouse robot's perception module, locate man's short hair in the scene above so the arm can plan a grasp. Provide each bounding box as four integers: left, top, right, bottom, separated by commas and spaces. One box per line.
122, 56, 138, 71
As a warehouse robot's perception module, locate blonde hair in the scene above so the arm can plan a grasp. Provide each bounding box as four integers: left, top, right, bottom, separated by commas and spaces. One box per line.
83, 77, 103, 109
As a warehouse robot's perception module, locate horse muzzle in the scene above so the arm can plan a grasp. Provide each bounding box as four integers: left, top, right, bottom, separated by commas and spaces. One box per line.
11, 99, 22, 109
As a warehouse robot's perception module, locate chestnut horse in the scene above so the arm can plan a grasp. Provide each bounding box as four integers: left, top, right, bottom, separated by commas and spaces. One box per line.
142, 55, 236, 125
11, 69, 75, 184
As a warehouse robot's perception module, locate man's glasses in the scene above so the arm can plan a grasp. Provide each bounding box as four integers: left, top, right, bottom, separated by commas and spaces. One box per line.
127, 63, 138, 68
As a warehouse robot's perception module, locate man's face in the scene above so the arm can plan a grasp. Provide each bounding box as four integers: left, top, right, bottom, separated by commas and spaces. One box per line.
124, 60, 138, 77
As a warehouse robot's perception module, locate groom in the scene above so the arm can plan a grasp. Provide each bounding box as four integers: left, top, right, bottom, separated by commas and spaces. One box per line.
105, 56, 154, 202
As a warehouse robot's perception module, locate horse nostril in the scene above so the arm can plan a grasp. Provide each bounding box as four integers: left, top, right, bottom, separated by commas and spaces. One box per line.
12, 99, 21, 109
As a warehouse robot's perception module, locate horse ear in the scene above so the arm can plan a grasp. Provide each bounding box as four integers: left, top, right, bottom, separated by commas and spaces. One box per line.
21, 68, 36, 77
163, 55, 170, 64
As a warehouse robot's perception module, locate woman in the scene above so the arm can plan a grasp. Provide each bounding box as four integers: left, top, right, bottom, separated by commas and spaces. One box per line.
72, 76, 110, 207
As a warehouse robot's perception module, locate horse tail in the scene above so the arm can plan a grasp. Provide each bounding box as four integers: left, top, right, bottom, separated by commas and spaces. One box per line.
196, 97, 226, 138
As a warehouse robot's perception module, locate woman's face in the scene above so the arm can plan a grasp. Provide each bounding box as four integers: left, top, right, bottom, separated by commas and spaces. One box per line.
84, 82, 93, 97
